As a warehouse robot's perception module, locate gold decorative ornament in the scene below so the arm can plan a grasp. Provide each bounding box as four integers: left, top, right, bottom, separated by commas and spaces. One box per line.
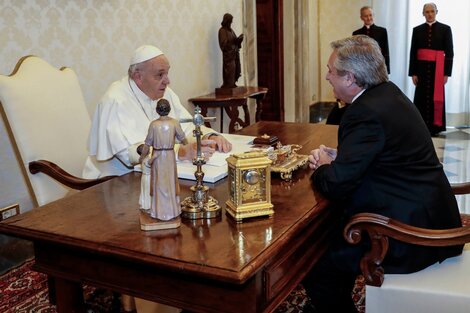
268, 143, 309, 181
226, 151, 273, 222
180, 107, 221, 219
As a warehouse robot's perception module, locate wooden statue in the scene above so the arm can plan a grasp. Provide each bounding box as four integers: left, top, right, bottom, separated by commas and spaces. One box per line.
218, 13, 244, 89
138, 99, 188, 230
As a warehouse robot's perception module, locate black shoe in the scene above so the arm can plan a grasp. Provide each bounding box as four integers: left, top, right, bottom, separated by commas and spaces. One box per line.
302, 301, 317, 313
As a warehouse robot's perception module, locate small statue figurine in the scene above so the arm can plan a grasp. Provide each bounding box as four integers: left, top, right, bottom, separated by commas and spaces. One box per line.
218, 13, 244, 89
138, 99, 188, 230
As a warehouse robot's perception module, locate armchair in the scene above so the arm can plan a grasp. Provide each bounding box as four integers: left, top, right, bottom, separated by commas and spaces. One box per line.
0, 55, 115, 307
0, 56, 114, 207
344, 183, 470, 313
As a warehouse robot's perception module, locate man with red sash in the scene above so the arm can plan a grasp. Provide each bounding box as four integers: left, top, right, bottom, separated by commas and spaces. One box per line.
409, 3, 453, 136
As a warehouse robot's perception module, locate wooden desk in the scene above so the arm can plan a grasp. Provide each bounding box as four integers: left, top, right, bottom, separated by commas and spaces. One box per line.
189, 86, 268, 133
0, 122, 338, 313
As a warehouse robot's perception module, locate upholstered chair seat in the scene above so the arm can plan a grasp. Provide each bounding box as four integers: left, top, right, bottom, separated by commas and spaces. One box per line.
366, 244, 470, 313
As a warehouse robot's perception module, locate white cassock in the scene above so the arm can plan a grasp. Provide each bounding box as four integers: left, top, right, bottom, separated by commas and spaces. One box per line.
82, 76, 215, 178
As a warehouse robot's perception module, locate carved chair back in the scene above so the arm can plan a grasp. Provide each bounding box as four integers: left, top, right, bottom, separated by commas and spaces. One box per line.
0, 56, 91, 206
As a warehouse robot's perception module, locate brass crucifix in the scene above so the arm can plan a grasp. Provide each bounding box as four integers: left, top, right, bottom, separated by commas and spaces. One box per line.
180, 107, 221, 219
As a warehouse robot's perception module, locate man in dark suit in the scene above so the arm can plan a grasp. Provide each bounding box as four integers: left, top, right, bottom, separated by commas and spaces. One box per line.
353, 6, 390, 73
409, 3, 453, 136
303, 35, 462, 313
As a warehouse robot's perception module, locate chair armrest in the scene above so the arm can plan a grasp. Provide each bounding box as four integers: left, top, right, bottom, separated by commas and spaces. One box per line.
29, 160, 116, 190
343, 213, 470, 287
451, 182, 470, 195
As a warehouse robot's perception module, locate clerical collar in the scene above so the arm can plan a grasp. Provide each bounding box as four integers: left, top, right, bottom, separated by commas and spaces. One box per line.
352, 89, 366, 103
365, 24, 373, 29
128, 78, 152, 103
426, 21, 436, 26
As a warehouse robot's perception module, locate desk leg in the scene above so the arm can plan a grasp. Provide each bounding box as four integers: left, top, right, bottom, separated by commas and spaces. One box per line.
54, 277, 86, 313
48, 276, 56, 304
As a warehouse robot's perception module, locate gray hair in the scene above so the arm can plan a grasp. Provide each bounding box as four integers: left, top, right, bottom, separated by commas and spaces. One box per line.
128, 62, 145, 78
423, 3, 437, 13
330, 35, 388, 89
360, 6, 372, 15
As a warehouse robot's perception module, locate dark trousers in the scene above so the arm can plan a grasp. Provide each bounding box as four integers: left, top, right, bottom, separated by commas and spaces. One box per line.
302, 219, 366, 313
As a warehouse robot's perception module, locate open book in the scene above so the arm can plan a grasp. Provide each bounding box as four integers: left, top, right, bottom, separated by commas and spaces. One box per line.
177, 133, 256, 183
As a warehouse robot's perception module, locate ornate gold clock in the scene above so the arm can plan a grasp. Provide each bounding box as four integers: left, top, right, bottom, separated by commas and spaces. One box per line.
226, 151, 273, 222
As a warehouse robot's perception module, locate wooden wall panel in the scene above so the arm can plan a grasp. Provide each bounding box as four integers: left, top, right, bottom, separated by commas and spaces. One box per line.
256, 0, 284, 121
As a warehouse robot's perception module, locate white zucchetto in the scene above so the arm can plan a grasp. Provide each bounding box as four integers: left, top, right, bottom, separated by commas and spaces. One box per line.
130, 45, 164, 66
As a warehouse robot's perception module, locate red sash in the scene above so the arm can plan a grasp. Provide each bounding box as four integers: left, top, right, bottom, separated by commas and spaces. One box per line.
417, 48, 445, 126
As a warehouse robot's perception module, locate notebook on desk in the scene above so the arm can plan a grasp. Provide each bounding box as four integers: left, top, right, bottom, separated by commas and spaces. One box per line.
177, 133, 256, 183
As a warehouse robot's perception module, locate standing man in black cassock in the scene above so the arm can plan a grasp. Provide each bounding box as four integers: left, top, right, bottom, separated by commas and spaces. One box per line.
353, 6, 390, 73
409, 2, 453, 136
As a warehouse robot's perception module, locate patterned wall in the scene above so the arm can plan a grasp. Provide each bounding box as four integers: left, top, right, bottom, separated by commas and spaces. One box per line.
319, 0, 372, 100
0, 0, 245, 212
0, 0, 368, 212
0, 0, 244, 116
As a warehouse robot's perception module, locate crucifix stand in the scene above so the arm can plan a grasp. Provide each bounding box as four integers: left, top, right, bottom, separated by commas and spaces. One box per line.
180, 107, 221, 219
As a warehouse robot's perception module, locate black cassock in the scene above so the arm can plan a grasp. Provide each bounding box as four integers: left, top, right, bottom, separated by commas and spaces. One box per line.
353, 24, 390, 73
409, 22, 453, 134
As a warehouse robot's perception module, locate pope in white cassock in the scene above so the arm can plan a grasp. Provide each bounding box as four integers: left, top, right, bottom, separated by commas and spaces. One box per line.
83, 45, 232, 179
82, 45, 233, 313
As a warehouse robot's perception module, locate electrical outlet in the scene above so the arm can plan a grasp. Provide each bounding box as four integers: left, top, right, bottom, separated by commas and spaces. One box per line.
0, 204, 20, 221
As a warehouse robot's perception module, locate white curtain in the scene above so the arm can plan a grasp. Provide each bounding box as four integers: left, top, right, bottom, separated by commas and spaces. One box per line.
373, 0, 470, 127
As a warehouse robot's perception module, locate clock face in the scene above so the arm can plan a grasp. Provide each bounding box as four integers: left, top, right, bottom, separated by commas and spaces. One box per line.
243, 170, 260, 185
241, 168, 267, 203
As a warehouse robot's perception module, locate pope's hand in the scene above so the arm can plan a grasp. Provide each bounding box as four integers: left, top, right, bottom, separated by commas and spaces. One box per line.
208, 134, 232, 153
178, 140, 216, 161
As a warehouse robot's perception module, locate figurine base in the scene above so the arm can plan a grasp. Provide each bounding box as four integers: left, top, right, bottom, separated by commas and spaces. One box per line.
140, 212, 181, 231
215, 86, 247, 96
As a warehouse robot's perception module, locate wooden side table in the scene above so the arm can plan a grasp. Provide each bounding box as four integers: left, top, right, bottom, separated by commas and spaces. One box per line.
188, 86, 268, 133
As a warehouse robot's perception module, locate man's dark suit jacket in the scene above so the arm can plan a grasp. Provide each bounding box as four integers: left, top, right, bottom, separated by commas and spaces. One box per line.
312, 81, 462, 274
353, 24, 390, 73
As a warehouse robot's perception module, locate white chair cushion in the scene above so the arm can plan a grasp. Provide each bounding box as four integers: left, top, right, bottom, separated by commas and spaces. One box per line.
0, 56, 91, 206
366, 244, 470, 313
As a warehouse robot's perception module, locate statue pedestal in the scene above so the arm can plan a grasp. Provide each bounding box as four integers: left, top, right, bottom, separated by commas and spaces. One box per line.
215, 86, 247, 96
140, 212, 181, 231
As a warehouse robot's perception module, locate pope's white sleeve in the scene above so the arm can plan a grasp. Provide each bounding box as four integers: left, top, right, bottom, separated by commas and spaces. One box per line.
114, 142, 144, 168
